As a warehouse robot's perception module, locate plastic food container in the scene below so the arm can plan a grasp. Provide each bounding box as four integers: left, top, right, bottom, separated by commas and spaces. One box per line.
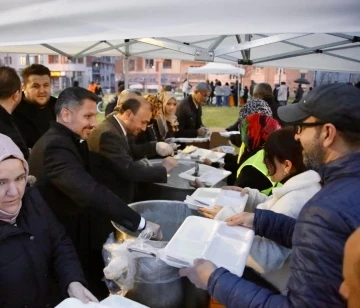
160, 216, 254, 276
185, 188, 248, 210
178, 164, 231, 186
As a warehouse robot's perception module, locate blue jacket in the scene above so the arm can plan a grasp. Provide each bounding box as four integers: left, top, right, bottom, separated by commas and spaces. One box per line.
208, 152, 360, 307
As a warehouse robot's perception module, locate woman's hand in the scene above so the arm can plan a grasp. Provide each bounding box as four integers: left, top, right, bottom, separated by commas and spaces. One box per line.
190, 178, 205, 188
202, 158, 212, 166
221, 186, 249, 196
198, 205, 223, 219
225, 212, 254, 228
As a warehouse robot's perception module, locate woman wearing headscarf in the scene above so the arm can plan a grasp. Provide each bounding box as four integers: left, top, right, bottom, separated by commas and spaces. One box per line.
203, 113, 280, 190
225, 82, 276, 132
157, 91, 180, 140
0, 134, 97, 307
135, 94, 163, 144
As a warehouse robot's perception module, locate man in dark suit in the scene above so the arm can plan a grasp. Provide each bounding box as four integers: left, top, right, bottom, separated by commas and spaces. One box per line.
87, 95, 178, 204
28, 87, 161, 299
0, 66, 29, 159
176, 82, 211, 138
13, 64, 57, 149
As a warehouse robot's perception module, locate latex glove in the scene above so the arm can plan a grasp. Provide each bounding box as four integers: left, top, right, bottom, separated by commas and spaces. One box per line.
179, 259, 217, 290
198, 205, 223, 219
169, 143, 180, 151
67, 282, 99, 303
226, 212, 255, 228
156, 142, 174, 157
221, 186, 249, 196
162, 156, 179, 172
197, 127, 208, 137
146, 221, 163, 240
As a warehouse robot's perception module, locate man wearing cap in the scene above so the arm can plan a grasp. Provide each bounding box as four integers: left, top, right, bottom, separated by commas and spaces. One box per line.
179, 84, 360, 307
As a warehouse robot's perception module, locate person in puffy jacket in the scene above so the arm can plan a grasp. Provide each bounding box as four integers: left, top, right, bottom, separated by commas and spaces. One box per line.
180, 83, 360, 308
0, 134, 97, 308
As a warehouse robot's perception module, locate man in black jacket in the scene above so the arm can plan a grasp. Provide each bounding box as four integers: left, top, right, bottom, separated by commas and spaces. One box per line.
87, 95, 178, 203
176, 82, 211, 138
0, 66, 29, 159
28, 87, 161, 299
13, 64, 57, 149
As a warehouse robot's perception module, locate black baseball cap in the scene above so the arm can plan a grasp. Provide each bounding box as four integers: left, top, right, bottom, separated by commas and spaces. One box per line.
278, 83, 360, 132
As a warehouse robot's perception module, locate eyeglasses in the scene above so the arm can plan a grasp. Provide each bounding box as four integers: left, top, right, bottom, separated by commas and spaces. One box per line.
294, 122, 326, 135
200, 92, 210, 98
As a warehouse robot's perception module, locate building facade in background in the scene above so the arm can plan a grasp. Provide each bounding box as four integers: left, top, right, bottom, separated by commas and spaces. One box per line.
0, 53, 117, 94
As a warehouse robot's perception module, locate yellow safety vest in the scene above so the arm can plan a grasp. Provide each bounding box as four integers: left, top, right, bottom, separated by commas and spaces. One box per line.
236, 149, 282, 196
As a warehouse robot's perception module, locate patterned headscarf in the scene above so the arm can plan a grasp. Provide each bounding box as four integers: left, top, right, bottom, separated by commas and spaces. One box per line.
241, 113, 280, 151
157, 92, 179, 139
239, 98, 273, 120
144, 94, 163, 119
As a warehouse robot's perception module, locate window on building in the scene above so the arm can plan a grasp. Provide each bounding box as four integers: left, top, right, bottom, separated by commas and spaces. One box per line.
60, 56, 69, 64
29, 56, 36, 65
163, 59, 172, 69
145, 59, 154, 69
101, 76, 104, 81
129, 59, 136, 71
77, 57, 84, 64
106, 76, 109, 81
20, 56, 27, 66
255, 67, 262, 74
48, 55, 59, 64
77, 71, 82, 77
4, 56, 12, 65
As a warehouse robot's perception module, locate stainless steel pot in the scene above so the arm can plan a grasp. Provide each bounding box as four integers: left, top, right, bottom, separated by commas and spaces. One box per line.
112, 200, 210, 308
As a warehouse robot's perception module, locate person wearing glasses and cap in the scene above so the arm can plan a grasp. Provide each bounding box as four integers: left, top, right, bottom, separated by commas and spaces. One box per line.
176, 82, 210, 138
179, 83, 360, 308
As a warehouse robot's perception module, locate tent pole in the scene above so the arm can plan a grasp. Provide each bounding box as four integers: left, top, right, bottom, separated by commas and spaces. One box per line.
124, 57, 129, 89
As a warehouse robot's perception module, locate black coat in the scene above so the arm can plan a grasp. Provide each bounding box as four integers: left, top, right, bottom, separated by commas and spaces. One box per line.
12, 95, 57, 148
28, 122, 142, 257
87, 114, 168, 204
175, 95, 204, 138
0, 105, 29, 159
0, 187, 86, 308
135, 118, 162, 144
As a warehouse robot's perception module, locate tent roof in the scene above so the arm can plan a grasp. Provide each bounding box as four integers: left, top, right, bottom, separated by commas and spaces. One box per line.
1, 0, 360, 72
188, 63, 245, 74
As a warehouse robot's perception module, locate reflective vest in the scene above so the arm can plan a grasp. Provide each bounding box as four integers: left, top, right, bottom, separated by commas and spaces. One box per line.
236, 148, 282, 196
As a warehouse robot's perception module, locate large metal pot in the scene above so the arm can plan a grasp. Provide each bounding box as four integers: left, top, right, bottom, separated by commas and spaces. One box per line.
137, 159, 224, 202
113, 200, 209, 308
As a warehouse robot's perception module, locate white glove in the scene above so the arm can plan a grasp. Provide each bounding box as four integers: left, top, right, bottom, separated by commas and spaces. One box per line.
146, 221, 163, 240
156, 142, 174, 156
67, 281, 99, 303
169, 143, 180, 151
162, 156, 179, 172
197, 127, 208, 137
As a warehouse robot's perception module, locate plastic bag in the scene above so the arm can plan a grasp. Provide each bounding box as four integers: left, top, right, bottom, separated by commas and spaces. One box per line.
102, 232, 179, 296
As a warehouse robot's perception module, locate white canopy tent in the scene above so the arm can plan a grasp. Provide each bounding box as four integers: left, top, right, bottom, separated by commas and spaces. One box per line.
188, 63, 245, 75
1, 0, 360, 88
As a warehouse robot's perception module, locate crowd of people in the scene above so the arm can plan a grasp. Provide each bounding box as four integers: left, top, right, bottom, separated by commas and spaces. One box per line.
0, 62, 360, 308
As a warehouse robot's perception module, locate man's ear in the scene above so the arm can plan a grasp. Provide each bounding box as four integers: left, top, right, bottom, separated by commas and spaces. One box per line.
322, 124, 337, 148
60, 108, 71, 123
21, 83, 26, 92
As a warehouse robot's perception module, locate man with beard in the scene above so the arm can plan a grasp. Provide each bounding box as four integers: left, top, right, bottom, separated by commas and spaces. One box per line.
13, 64, 57, 149
28, 87, 161, 299
179, 83, 360, 308
0, 66, 29, 159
